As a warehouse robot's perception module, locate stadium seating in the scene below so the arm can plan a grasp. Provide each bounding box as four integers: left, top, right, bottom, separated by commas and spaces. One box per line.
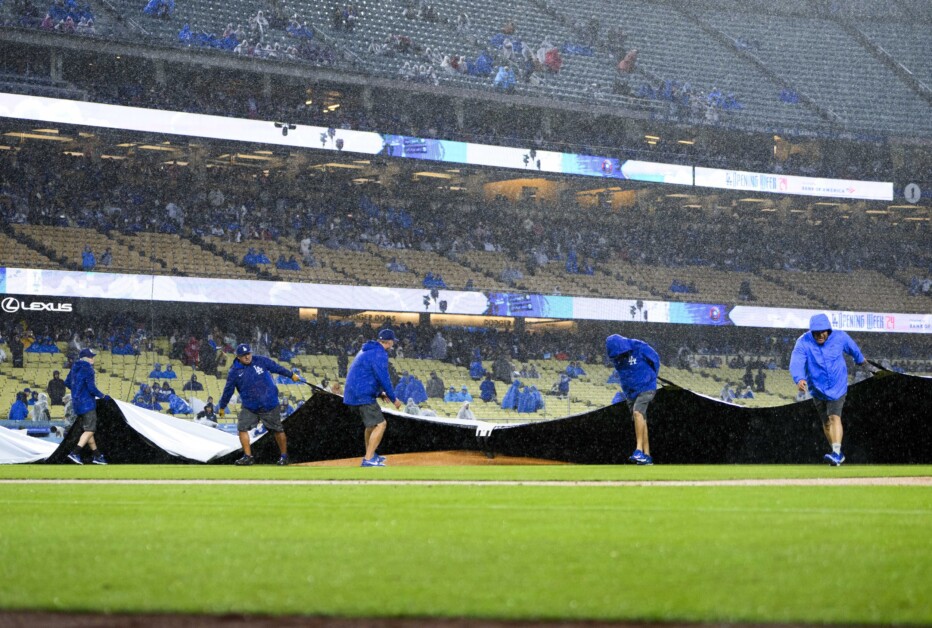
70, 0, 930, 136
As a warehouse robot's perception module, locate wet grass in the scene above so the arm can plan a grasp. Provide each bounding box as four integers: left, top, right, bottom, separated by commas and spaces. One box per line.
0, 465, 929, 623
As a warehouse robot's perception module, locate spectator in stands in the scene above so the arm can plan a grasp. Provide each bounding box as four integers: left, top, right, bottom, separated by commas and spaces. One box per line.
219, 343, 301, 466
755, 368, 767, 393
457, 401, 476, 421
197, 338, 218, 376
195, 401, 218, 427
343, 329, 402, 467
501, 378, 520, 410
790, 313, 877, 466
492, 354, 514, 384
493, 65, 516, 91
469, 357, 485, 380
249, 10, 269, 43
479, 373, 497, 403
606, 334, 660, 466
183, 374, 204, 391
740, 385, 755, 399
554, 373, 570, 399
148, 362, 164, 379
64, 348, 108, 464
444, 386, 461, 403
738, 280, 756, 302
30, 392, 51, 421
81, 245, 96, 271
720, 383, 736, 403
425, 371, 445, 398
8, 392, 28, 421
183, 336, 200, 366
404, 397, 421, 415
47, 370, 66, 406
386, 257, 407, 272
100, 248, 112, 267
459, 385, 473, 402
430, 331, 447, 361
617, 49, 637, 73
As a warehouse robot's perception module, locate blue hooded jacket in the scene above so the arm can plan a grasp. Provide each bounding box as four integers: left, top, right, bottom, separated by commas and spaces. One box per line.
790, 313, 865, 401
501, 379, 521, 410
406, 377, 428, 404
343, 340, 396, 406
8, 399, 28, 421
605, 334, 660, 401
64, 359, 106, 415
219, 355, 293, 413
480, 379, 496, 402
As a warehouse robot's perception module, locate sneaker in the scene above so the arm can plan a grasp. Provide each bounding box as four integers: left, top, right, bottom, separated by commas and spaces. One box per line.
234, 454, 255, 466
375, 454, 386, 463
277, 455, 289, 466
636, 454, 653, 466
91, 453, 108, 465
361, 456, 385, 467
824, 451, 845, 466
628, 449, 645, 464
67, 452, 83, 465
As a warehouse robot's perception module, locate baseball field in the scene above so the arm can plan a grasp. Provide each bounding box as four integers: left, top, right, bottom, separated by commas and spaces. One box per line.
0, 462, 929, 626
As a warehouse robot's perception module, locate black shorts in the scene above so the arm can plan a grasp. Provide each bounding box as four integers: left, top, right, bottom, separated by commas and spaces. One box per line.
626, 390, 656, 420
350, 403, 386, 428
76, 409, 97, 433
812, 396, 845, 423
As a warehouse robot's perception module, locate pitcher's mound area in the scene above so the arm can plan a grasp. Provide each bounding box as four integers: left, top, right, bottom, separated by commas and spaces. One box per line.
301, 450, 568, 466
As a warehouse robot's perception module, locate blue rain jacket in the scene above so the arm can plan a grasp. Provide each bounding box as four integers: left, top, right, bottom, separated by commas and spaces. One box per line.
219, 355, 293, 412
64, 359, 105, 415
343, 341, 396, 406
605, 335, 660, 401
789, 313, 865, 401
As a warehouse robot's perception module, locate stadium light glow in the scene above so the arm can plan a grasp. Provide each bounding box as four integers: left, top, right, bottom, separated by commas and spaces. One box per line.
4, 132, 72, 142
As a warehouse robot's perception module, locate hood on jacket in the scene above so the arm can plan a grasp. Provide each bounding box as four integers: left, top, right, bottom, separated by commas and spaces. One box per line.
360, 340, 383, 353
606, 334, 633, 358
809, 313, 832, 335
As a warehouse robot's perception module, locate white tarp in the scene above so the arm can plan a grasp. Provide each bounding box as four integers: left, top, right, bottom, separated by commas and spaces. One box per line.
115, 400, 257, 463
0, 425, 58, 464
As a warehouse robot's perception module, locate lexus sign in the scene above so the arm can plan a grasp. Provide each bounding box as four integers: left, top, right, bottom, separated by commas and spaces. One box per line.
1, 297, 73, 314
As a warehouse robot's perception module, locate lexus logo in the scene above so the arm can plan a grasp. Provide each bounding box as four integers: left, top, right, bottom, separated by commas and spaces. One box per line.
1, 297, 73, 314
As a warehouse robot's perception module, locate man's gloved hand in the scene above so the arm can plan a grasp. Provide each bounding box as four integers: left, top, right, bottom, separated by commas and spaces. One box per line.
218, 407, 225, 418
863, 362, 881, 375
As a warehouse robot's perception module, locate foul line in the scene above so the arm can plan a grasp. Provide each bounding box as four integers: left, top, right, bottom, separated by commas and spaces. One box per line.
0, 477, 929, 487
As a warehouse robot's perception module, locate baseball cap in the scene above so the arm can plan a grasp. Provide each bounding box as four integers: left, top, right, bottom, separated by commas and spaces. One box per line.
377, 329, 396, 341
235, 343, 252, 356
79, 348, 97, 359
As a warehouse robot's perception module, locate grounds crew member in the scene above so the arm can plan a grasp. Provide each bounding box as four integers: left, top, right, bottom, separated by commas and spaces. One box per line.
790, 313, 877, 466
65, 348, 109, 465
343, 329, 402, 467
606, 334, 661, 465
218, 343, 303, 466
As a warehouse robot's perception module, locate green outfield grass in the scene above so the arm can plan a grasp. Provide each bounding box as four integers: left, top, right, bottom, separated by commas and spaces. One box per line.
0, 465, 929, 624
1, 463, 931, 482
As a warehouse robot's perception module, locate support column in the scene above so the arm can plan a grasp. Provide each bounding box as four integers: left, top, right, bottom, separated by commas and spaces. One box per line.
154, 60, 167, 87
454, 99, 465, 131
50, 50, 63, 82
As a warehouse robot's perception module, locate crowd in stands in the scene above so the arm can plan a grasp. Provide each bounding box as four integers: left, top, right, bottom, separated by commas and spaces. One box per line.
2, 145, 927, 294
4, 307, 932, 421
